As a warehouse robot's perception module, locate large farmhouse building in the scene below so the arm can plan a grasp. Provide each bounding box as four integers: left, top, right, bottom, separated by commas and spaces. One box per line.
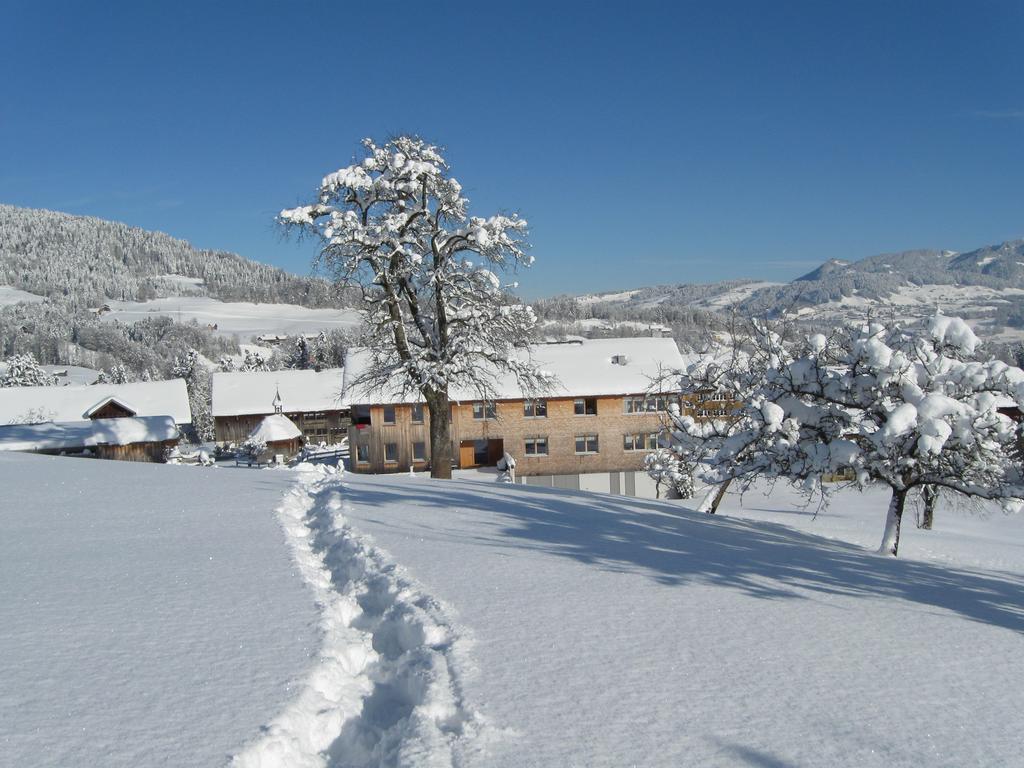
0, 379, 191, 462
211, 368, 347, 445
344, 337, 685, 482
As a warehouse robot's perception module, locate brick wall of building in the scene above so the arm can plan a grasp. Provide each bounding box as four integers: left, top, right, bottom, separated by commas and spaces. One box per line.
349, 395, 669, 475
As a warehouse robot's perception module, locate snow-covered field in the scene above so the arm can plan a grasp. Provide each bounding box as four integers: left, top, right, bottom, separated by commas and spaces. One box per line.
5, 455, 1024, 767
101, 296, 360, 338
0, 285, 46, 306
0, 453, 317, 767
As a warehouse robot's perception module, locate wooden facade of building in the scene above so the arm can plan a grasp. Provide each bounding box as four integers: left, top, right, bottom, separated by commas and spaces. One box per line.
211, 369, 349, 446
214, 409, 349, 445
95, 438, 178, 463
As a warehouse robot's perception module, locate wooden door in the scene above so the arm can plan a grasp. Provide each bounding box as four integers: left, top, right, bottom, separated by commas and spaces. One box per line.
459, 440, 476, 468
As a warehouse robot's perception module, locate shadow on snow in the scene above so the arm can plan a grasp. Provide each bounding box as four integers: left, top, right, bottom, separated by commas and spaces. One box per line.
341, 475, 1024, 635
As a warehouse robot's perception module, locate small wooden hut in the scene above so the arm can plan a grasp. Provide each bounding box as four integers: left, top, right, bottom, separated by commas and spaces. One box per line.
246, 413, 303, 463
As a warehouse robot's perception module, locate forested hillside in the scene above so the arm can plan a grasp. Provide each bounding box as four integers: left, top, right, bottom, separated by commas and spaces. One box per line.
0, 204, 343, 307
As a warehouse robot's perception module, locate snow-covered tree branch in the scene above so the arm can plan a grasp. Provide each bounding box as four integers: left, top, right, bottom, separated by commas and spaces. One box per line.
667, 313, 1024, 555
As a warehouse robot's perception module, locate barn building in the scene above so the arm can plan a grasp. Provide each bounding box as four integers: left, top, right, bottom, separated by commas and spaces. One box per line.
211, 368, 348, 445
0, 379, 191, 463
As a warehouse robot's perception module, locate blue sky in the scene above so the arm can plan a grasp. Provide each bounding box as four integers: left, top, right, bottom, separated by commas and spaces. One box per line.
2, 1, 1022, 298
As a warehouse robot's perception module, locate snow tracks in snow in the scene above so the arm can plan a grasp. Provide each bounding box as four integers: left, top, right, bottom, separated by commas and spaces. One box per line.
231, 465, 481, 768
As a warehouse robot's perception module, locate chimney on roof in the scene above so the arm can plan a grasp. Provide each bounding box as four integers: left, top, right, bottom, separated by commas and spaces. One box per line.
611, 354, 629, 366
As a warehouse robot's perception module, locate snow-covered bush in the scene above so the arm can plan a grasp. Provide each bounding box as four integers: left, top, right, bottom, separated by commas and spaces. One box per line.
1, 353, 58, 387
644, 448, 695, 499
240, 437, 266, 460
678, 313, 1024, 556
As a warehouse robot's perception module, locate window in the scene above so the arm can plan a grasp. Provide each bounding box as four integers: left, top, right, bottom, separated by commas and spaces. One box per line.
574, 397, 597, 416
412, 441, 426, 462
523, 399, 548, 418
410, 403, 424, 423
524, 437, 548, 456
382, 405, 396, 425
575, 434, 599, 454
624, 396, 672, 414
353, 404, 371, 426
356, 443, 370, 464
384, 442, 398, 463
472, 401, 497, 420
623, 433, 661, 451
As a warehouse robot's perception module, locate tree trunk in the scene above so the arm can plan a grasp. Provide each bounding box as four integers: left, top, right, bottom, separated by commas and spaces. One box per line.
426, 389, 453, 480
920, 485, 937, 530
879, 487, 908, 556
699, 478, 733, 515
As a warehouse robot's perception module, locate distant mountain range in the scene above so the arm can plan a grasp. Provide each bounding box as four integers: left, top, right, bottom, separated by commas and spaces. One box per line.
558, 239, 1024, 342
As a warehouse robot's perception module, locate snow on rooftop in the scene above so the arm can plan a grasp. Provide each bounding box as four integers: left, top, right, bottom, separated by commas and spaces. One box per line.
0, 379, 192, 425
248, 414, 302, 444
0, 416, 179, 452
343, 337, 685, 405
212, 368, 344, 417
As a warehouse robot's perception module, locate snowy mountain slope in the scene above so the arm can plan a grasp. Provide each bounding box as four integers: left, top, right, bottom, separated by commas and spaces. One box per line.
0, 203, 343, 308
548, 239, 1024, 341
319, 472, 1024, 767
0, 453, 317, 768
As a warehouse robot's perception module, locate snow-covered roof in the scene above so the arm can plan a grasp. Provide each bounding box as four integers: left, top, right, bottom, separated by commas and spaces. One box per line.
248, 414, 302, 443
0, 379, 192, 425
343, 337, 685, 405
85, 396, 138, 418
212, 368, 344, 417
0, 416, 180, 452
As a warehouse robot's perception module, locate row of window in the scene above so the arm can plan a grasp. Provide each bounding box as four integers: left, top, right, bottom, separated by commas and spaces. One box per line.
356, 441, 428, 464
356, 432, 661, 463
374, 397, 678, 425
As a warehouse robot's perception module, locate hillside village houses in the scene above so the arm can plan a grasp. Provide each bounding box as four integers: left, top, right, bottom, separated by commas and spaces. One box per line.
0, 379, 192, 462
0, 337, 714, 492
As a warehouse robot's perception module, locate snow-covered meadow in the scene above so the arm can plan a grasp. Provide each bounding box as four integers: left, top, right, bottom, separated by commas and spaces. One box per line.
101, 296, 360, 339
0, 453, 317, 767
4, 453, 1024, 767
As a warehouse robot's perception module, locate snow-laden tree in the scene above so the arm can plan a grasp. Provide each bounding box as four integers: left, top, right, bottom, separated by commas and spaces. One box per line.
287, 336, 312, 370
107, 363, 132, 384
238, 349, 271, 372
675, 314, 1024, 556
644, 448, 695, 499
172, 349, 214, 441
1, 352, 58, 387
281, 135, 549, 478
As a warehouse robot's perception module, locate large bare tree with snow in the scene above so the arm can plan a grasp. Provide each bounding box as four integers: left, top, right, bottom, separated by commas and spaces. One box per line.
281, 136, 548, 478
671, 314, 1024, 556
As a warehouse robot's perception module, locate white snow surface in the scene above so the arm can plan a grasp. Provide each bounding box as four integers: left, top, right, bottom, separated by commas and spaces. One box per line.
0, 415, 179, 451
0, 285, 46, 306
0, 453, 318, 768
315, 472, 1024, 767
8, 452, 1024, 767
0, 378, 191, 424
101, 296, 360, 338
232, 465, 479, 767
213, 368, 345, 417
